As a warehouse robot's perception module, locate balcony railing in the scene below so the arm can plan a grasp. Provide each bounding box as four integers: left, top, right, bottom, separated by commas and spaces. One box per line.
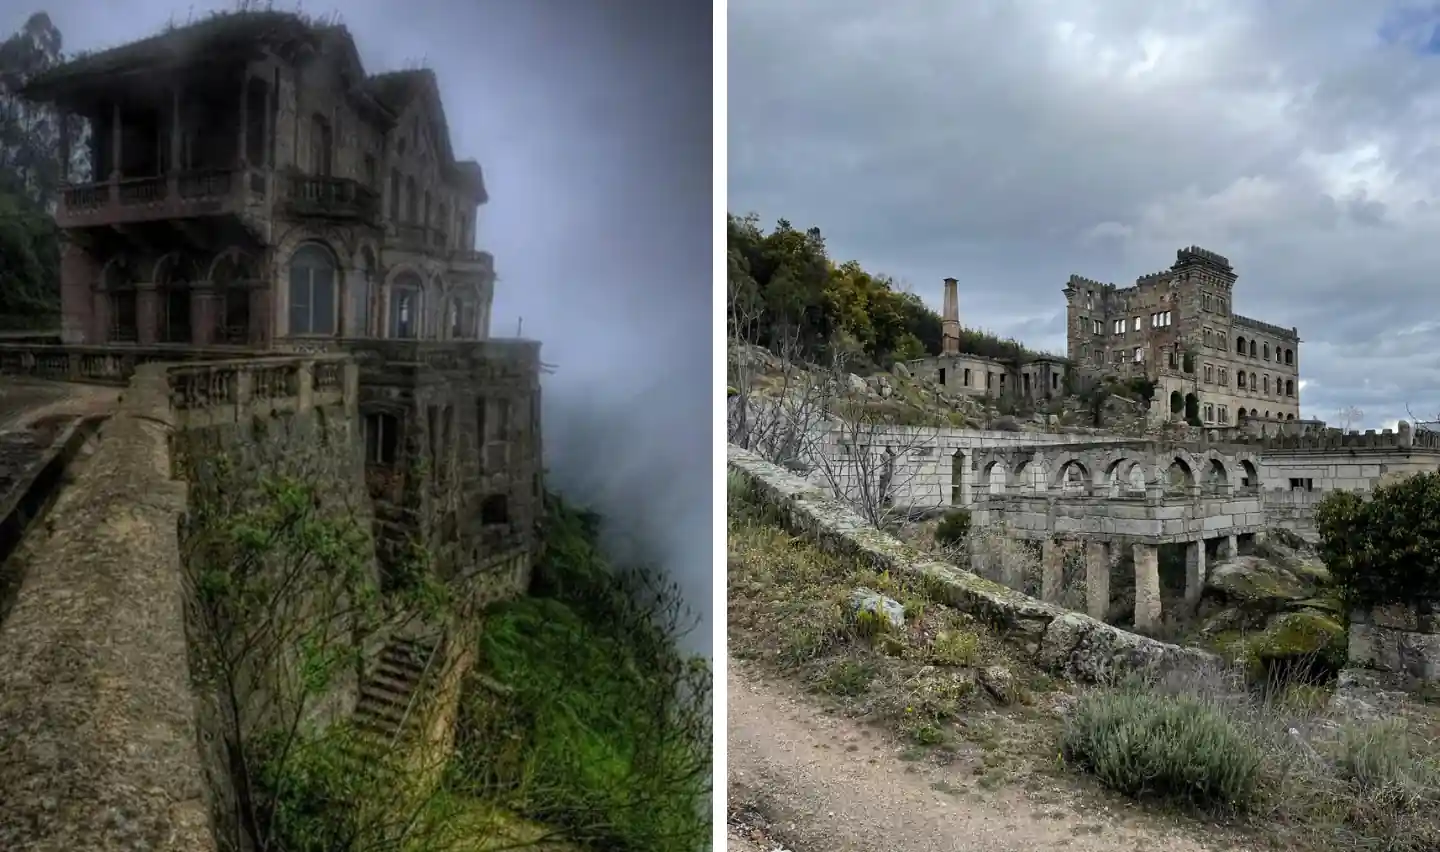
57, 168, 257, 228
285, 175, 380, 223
450, 249, 495, 274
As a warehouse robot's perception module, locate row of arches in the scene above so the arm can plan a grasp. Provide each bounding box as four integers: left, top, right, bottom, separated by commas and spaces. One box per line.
1234, 334, 1294, 366
973, 451, 1259, 498
95, 240, 488, 345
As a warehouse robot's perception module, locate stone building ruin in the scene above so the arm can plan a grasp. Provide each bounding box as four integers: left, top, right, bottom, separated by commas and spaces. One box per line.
969, 442, 1265, 631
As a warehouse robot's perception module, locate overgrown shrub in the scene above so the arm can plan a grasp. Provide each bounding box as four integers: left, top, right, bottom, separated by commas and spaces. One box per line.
934, 509, 971, 547
1062, 686, 1265, 811
1316, 472, 1440, 608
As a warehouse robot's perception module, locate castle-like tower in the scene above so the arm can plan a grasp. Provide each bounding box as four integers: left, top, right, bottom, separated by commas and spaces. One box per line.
1062, 246, 1301, 428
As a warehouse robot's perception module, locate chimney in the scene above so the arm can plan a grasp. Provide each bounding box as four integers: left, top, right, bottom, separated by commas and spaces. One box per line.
941, 277, 960, 355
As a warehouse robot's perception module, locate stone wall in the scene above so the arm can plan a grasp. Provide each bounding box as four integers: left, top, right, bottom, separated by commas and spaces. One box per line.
1260, 489, 1325, 541
1348, 605, 1440, 682
810, 423, 1131, 512
0, 365, 215, 851
729, 443, 1218, 683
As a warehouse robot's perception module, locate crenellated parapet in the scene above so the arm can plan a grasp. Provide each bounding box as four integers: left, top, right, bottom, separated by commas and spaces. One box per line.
1234, 420, 1440, 452
1232, 314, 1298, 341
1172, 246, 1233, 273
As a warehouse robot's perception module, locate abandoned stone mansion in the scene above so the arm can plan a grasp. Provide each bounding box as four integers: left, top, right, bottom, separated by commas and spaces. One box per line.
0, 13, 544, 850
1064, 246, 1302, 428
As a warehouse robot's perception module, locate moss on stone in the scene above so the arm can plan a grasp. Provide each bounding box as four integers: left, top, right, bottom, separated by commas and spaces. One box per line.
1251, 610, 1347, 671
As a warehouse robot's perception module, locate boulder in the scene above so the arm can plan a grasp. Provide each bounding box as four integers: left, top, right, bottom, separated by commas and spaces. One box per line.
849, 588, 905, 631
1249, 610, 1348, 674
1206, 555, 1329, 606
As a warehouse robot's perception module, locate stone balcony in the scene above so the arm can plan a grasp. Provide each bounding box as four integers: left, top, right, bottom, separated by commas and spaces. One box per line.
283, 174, 380, 224
449, 249, 495, 276
56, 167, 268, 229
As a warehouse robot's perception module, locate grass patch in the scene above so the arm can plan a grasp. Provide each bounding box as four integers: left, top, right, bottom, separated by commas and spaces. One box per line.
1061, 665, 1440, 851
451, 496, 711, 852
727, 483, 1063, 777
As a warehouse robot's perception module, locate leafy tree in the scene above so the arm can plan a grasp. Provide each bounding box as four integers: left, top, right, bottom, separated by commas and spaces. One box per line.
727, 212, 1050, 368
0, 11, 91, 329
1316, 473, 1440, 609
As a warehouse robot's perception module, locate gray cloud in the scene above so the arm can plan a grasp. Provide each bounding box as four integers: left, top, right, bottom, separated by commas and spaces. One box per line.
29, 0, 712, 653
730, 0, 1440, 429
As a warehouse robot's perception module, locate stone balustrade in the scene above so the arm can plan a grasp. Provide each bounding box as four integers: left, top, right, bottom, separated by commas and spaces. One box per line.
165, 354, 356, 428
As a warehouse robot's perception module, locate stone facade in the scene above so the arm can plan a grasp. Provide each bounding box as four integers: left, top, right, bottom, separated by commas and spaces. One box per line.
1348, 604, 1440, 682
21, 11, 495, 351
908, 276, 1070, 402
1063, 246, 1300, 429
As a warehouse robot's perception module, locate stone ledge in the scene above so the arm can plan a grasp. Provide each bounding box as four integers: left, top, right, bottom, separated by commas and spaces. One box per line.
728, 443, 1217, 683
0, 365, 215, 852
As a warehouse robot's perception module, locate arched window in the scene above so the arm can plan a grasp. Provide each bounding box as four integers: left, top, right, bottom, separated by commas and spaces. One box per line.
1249, 340, 1257, 357
1237, 372, 1246, 388
1284, 348, 1293, 365
389, 169, 401, 221
406, 176, 418, 223
1263, 375, 1269, 394
391, 271, 423, 339
288, 243, 337, 336
1285, 379, 1294, 397
1236, 336, 1246, 354
1263, 343, 1271, 360
1249, 372, 1257, 391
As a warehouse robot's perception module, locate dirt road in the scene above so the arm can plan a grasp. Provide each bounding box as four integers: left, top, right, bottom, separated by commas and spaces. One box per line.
727, 659, 1252, 852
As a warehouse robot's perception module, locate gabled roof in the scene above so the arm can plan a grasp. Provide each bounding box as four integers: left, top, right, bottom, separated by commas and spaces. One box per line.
365, 69, 487, 203
21, 11, 319, 96
20, 11, 485, 201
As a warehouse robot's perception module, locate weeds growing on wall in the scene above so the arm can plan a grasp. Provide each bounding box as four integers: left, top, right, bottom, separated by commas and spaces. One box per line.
451, 494, 712, 852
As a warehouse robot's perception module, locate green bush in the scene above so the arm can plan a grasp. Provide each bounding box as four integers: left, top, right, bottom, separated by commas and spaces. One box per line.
934, 510, 971, 547
1061, 687, 1264, 811
1316, 473, 1440, 608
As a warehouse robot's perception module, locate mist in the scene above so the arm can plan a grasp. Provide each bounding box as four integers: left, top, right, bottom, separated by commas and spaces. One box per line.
38, 0, 715, 655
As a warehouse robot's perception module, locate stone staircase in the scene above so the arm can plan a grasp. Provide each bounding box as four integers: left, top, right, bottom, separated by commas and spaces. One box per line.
340, 636, 439, 781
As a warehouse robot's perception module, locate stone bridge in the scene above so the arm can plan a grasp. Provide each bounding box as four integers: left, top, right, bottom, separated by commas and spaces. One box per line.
969, 441, 1267, 632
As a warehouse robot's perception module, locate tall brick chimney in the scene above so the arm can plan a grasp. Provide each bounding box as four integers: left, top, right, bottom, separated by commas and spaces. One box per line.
941, 277, 960, 355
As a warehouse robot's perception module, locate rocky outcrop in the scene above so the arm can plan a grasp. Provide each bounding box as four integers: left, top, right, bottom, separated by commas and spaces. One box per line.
728, 443, 1218, 685
1197, 532, 1347, 676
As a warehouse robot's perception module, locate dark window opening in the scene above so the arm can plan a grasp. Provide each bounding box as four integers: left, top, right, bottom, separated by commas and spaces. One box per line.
481, 494, 510, 525
365, 412, 398, 464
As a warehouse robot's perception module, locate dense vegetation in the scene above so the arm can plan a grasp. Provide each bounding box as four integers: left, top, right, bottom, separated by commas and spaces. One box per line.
727, 212, 1048, 369
452, 495, 711, 852
0, 11, 88, 330
1315, 471, 1440, 609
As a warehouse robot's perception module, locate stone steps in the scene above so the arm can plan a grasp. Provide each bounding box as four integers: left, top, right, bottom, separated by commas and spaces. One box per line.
339, 636, 438, 778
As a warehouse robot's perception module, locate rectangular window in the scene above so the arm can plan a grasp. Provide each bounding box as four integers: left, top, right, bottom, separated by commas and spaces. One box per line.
963, 368, 971, 386
1132, 316, 1141, 331
1204, 403, 1215, 422
1218, 405, 1228, 424
1218, 368, 1228, 386
1133, 347, 1143, 362
1204, 364, 1213, 383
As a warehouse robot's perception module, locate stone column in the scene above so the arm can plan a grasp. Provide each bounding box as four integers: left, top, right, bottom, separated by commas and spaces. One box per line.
1084, 541, 1110, 621
1219, 534, 1237, 562
135, 282, 159, 345
237, 73, 249, 168
1133, 542, 1161, 632
1041, 538, 1065, 604
190, 284, 216, 346
1184, 539, 1206, 608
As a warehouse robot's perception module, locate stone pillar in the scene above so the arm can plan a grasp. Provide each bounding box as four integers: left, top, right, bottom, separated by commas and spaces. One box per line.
1084, 541, 1110, 621
190, 284, 216, 346
941, 277, 960, 355
1184, 539, 1206, 608
1133, 542, 1161, 632
58, 110, 70, 183
237, 73, 249, 168
1219, 534, 1237, 562
1041, 538, 1065, 604
135, 282, 159, 345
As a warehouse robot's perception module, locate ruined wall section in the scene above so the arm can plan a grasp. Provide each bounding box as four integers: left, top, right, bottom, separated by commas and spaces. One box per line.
175, 401, 377, 850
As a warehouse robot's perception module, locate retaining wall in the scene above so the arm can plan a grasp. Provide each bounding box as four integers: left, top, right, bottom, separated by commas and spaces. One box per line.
728, 443, 1217, 683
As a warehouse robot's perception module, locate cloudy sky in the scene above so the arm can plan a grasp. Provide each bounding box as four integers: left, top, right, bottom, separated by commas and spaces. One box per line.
21, 0, 713, 653
730, 0, 1440, 431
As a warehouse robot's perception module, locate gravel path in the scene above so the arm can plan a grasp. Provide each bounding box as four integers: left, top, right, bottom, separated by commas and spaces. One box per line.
727, 659, 1255, 852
